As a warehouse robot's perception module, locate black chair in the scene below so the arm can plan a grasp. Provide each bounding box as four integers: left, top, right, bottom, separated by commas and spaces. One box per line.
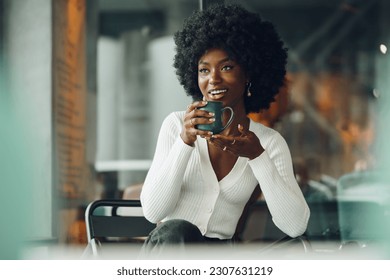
84, 199, 156, 256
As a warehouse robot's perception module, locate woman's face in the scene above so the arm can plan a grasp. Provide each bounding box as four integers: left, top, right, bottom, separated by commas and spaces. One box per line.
198, 48, 248, 109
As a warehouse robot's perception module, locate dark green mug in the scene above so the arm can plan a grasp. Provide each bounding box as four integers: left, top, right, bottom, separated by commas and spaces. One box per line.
196, 101, 234, 134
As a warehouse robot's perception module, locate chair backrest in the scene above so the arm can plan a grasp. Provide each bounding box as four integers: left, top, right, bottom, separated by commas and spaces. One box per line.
84, 199, 155, 256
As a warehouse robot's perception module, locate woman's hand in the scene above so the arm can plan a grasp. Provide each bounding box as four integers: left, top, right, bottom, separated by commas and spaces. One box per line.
208, 124, 264, 160
180, 101, 215, 146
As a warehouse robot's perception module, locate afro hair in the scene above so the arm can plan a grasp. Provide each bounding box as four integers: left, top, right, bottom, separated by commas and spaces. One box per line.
173, 4, 288, 113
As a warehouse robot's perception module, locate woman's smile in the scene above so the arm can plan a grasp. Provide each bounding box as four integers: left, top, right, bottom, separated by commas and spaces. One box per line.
208, 88, 228, 99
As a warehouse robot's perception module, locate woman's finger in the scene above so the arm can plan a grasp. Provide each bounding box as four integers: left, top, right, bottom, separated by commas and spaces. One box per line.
187, 100, 207, 113
209, 136, 238, 152
238, 124, 248, 136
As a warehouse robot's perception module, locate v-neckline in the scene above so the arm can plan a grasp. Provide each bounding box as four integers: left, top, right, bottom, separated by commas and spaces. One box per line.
197, 120, 252, 187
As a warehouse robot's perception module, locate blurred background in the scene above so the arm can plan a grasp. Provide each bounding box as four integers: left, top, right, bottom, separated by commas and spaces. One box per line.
1, 0, 390, 258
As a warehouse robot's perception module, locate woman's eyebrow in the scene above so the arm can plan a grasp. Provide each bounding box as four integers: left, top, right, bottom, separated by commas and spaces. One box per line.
198, 57, 233, 65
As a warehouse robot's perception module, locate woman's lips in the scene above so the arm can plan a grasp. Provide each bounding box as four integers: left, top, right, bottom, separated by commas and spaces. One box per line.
208, 89, 227, 100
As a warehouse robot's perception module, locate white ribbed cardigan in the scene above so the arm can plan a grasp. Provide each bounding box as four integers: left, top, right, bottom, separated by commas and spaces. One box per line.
141, 111, 310, 239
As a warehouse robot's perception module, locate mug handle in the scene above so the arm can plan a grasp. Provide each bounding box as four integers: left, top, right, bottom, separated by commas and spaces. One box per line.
221, 106, 234, 132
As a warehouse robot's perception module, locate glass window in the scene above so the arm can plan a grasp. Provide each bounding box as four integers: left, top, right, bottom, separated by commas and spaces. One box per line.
95, 0, 390, 256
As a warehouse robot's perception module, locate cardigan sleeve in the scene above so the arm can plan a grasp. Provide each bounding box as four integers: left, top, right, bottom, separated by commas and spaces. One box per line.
140, 112, 194, 223
248, 131, 310, 238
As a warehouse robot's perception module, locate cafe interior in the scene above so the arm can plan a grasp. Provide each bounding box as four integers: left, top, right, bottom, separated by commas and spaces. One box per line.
1, 0, 390, 259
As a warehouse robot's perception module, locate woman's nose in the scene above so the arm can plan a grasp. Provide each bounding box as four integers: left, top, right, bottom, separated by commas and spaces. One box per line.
209, 70, 222, 85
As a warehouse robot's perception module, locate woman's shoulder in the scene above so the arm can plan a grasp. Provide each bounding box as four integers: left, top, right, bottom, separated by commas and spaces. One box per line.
165, 111, 185, 123
161, 111, 185, 129
250, 120, 285, 144
250, 120, 279, 135
250, 121, 291, 156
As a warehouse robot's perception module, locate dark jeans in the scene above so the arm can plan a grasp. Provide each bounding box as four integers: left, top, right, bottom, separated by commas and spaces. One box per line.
139, 219, 231, 258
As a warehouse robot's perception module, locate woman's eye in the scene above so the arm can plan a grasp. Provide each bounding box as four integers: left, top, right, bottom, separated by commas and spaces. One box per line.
199, 68, 209, 74
222, 65, 233, 71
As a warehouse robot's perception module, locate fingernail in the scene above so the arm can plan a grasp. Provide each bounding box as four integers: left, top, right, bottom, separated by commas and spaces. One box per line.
209, 112, 215, 116
209, 118, 215, 122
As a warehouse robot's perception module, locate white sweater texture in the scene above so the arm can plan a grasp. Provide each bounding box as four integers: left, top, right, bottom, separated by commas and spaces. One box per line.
140, 111, 310, 239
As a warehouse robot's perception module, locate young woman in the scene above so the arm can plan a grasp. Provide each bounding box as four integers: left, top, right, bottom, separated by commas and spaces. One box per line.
140, 4, 310, 251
